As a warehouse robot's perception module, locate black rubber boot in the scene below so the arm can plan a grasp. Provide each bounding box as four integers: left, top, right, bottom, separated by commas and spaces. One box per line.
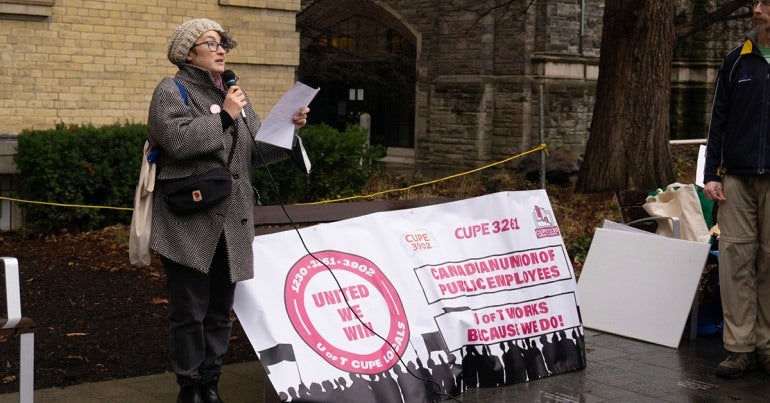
177, 383, 204, 403
200, 378, 224, 403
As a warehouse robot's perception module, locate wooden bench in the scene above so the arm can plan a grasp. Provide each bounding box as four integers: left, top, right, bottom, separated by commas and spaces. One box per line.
252, 197, 458, 402
2, 257, 36, 403
253, 198, 456, 235
615, 189, 681, 238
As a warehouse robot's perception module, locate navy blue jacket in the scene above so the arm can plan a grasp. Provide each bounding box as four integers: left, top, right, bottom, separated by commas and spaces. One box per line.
705, 35, 770, 183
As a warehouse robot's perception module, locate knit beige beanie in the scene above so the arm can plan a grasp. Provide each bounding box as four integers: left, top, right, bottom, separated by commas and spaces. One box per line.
167, 18, 224, 65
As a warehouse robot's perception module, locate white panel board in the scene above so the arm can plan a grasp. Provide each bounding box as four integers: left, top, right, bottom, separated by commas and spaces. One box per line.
601, 219, 657, 236
577, 228, 710, 348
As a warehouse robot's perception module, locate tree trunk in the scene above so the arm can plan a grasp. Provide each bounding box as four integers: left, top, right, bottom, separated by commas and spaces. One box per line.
575, 1, 676, 193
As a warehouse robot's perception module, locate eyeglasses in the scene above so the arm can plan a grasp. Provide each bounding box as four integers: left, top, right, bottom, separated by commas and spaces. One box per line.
192, 41, 230, 53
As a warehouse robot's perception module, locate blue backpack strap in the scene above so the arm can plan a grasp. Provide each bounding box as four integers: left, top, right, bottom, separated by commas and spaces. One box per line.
146, 146, 162, 163
147, 79, 187, 162
173, 79, 188, 106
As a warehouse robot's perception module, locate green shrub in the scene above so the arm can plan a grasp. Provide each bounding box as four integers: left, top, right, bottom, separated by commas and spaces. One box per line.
567, 233, 593, 277
14, 122, 146, 233
252, 124, 386, 204
13, 122, 384, 233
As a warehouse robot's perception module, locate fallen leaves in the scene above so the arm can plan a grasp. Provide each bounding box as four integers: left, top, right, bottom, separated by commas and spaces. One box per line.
150, 298, 168, 306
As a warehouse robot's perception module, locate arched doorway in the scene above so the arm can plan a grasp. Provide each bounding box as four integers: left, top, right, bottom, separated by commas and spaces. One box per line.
298, 1, 417, 149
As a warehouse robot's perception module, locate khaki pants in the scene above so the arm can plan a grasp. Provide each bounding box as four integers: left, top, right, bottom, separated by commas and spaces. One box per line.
718, 175, 770, 353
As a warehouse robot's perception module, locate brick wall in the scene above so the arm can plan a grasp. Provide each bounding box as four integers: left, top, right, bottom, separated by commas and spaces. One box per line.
0, 0, 301, 136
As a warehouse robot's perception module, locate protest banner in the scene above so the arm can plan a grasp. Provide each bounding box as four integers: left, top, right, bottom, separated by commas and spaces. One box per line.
234, 190, 585, 402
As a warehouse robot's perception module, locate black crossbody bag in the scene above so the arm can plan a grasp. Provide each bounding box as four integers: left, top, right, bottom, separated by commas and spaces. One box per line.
162, 134, 236, 215
161, 80, 236, 215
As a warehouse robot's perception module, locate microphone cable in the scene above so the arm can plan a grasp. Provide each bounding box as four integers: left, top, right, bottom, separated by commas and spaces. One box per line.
243, 120, 461, 402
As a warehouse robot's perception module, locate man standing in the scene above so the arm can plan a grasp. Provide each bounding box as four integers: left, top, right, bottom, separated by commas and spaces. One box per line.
704, 0, 770, 379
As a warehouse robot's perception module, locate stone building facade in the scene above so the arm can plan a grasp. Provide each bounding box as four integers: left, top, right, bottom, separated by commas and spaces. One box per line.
298, 0, 750, 175
298, 0, 604, 175
0, 1, 754, 228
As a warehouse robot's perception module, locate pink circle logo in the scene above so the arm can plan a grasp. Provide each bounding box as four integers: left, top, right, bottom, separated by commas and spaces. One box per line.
284, 250, 409, 374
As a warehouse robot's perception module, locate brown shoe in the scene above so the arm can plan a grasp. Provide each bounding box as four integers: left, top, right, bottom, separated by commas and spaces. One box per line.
716, 352, 757, 379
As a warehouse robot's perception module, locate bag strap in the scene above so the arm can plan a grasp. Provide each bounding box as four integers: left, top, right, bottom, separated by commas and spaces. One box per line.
173, 79, 188, 106
226, 126, 237, 166
147, 79, 187, 162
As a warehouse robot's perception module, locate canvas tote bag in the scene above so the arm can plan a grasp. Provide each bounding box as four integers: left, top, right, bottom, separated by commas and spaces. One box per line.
643, 182, 711, 244
129, 141, 156, 267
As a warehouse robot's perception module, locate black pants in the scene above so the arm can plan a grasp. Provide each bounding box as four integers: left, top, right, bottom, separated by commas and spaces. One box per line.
162, 234, 235, 386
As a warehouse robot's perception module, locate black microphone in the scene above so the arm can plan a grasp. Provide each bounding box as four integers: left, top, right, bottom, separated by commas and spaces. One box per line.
222, 69, 238, 89
222, 69, 245, 118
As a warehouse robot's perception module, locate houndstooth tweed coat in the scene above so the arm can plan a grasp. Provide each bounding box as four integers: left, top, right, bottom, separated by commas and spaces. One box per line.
147, 64, 292, 283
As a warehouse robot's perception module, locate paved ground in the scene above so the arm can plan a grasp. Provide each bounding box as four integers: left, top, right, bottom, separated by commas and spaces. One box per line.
1, 329, 766, 402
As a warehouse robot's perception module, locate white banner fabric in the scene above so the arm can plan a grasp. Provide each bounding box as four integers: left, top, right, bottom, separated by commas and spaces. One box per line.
234, 190, 585, 402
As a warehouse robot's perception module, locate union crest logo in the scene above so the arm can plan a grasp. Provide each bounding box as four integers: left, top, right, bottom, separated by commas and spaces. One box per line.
532, 205, 560, 238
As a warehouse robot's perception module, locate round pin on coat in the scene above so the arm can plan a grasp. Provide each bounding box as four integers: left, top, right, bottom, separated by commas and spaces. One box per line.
210, 104, 222, 114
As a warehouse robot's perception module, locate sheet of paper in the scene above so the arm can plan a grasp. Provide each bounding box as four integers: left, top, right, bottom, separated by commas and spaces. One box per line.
256, 82, 320, 149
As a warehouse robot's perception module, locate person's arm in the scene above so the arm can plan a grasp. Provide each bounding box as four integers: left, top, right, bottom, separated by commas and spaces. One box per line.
147, 78, 227, 161
703, 59, 730, 201
251, 108, 312, 173
704, 64, 729, 180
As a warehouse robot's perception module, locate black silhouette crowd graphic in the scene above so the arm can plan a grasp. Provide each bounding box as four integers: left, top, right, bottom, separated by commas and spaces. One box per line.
270, 327, 586, 402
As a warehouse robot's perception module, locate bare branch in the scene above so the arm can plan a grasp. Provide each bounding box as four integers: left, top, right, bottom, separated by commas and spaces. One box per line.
454, 0, 536, 35
675, 0, 752, 40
